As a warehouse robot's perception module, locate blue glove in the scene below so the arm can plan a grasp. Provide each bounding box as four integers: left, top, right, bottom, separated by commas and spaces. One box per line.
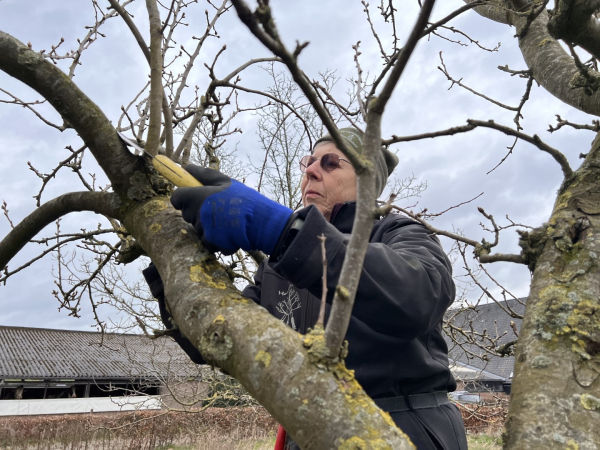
170, 165, 293, 255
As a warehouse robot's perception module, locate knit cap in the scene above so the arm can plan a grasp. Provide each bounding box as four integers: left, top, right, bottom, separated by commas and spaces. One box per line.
313, 127, 399, 197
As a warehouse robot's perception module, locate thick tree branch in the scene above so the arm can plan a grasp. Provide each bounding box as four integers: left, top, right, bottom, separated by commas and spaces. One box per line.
108, 0, 174, 157
107, 0, 151, 61
0, 191, 120, 273
145, 0, 164, 157
0, 31, 140, 194
468, 1, 600, 116
548, 0, 600, 61
325, 0, 437, 359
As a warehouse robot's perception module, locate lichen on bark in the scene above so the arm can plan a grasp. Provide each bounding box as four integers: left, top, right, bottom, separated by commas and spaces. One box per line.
505, 132, 600, 448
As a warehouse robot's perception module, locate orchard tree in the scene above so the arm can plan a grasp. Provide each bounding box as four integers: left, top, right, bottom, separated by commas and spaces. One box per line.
1, 0, 600, 449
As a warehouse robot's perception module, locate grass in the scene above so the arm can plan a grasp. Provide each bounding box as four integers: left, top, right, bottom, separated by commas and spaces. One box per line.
467, 433, 503, 450
153, 431, 276, 450
1, 430, 503, 449
154, 433, 501, 450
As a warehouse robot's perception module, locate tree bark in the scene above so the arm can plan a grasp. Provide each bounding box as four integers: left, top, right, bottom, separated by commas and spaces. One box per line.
548, 0, 600, 61
505, 133, 600, 449
465, 0, 516, 25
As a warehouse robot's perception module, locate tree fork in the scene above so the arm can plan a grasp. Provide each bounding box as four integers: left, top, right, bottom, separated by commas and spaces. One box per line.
466, 1, 600, 117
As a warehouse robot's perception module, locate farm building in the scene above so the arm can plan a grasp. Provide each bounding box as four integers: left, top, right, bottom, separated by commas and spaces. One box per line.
445, 298, 526, 398
1, 298, 526, 415
0, 326, 206, 415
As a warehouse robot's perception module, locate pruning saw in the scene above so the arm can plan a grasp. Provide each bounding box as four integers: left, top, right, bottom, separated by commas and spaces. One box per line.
118, 132, 202, 188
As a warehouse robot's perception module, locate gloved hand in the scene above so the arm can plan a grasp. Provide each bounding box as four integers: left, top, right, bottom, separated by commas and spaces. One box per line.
142, 263, 204, 364
170, 165, 293, 255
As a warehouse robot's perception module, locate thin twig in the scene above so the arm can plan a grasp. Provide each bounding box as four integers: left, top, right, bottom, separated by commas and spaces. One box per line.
370, 0, 436, 115
1, 201, 14, 228
548, 114, 600, 133
486, 136, 518, 175
438, 52, 518, 112
368, 1, 485, 98
0, 88, 68, 130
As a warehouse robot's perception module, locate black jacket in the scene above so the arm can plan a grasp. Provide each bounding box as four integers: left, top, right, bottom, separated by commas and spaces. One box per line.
243, 202, 457, 399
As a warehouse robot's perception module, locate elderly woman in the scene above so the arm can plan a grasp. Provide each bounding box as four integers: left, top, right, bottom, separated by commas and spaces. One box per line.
144, 128, 467, 450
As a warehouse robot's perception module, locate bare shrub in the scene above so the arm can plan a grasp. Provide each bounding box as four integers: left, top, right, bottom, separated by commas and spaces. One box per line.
457, 403, 508, 436
0, 407, 277, 449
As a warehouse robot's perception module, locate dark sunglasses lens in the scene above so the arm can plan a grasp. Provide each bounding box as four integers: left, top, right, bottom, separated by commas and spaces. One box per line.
321, 153, 341, 171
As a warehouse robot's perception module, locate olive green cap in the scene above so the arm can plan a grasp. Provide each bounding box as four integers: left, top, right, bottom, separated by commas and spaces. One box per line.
314, 127, 399, 197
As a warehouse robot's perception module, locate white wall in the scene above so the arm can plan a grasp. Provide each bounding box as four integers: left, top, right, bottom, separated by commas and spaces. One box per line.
0, 396, 162, 416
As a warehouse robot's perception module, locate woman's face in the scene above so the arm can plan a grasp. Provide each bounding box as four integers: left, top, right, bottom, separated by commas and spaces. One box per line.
301, 142, 357, 220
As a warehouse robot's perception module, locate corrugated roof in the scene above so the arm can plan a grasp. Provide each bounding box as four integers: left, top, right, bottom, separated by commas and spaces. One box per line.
444, 298, 526, 381
0, 326, 200, 380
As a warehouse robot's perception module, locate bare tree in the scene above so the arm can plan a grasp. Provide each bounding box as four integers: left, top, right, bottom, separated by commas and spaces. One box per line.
2, 0, 600, 448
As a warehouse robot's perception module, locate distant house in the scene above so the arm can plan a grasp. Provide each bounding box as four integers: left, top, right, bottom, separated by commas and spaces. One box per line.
444, 298, 526, 397
0, 326, 203, 415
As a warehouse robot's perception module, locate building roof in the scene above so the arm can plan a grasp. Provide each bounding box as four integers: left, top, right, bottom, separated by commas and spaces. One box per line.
0, 326, 200, 380
444, 298, 526, 382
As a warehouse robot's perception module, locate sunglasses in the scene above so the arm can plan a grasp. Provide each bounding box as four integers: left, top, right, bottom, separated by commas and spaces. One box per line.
299, 153, 351, 173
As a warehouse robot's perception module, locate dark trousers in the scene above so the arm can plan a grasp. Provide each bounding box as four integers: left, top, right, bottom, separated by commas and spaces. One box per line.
285, 403, 467, 450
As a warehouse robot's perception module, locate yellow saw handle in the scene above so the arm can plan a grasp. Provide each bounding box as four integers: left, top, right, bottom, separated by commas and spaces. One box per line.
152, 155, 203, 187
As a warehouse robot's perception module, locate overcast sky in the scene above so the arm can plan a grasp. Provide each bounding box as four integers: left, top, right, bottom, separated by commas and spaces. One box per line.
0, 0, 596, 331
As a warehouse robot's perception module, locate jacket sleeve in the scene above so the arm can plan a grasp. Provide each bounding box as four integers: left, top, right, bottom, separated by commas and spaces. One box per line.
270, 205, 455, 339
142, 263, 206, 364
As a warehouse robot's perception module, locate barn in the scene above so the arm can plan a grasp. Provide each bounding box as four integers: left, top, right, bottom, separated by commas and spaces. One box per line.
445, 298, 526, 400
0, 326, 204, 415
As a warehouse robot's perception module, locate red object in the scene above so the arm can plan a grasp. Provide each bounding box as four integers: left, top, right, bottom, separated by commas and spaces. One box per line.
274, 425, 286, 450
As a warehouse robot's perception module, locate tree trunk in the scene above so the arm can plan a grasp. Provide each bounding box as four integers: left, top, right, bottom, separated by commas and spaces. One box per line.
505, 133, 600, 449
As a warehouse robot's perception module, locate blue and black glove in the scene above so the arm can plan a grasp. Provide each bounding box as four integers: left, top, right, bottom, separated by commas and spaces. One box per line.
170, 165, 293, 255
